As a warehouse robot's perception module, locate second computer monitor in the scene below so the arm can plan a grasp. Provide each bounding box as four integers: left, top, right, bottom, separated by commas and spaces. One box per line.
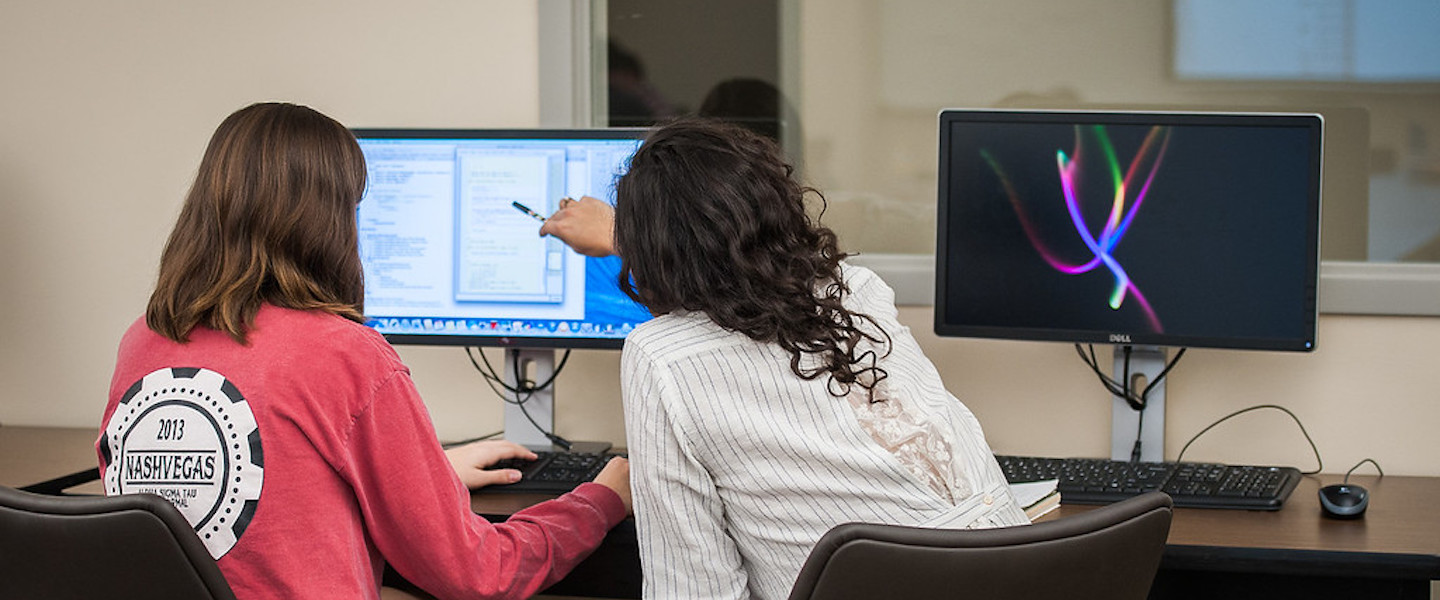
935, 109, 1323, 352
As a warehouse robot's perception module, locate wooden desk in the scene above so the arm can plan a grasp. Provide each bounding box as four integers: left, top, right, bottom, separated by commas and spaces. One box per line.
8, 427, 1437, 599
1046, 474, 1440, 599
0, 426, 103, 493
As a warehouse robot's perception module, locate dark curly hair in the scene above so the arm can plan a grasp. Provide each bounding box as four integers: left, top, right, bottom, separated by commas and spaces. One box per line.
614, 117, 890, 400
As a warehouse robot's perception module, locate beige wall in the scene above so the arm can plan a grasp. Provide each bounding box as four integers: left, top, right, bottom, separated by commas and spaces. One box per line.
909, 309, 1440, 477
0, 1, 541, 429
2, 1, 1437, 484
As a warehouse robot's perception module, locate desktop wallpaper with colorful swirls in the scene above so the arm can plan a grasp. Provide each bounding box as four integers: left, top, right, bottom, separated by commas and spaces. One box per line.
939, 115, 1319, 349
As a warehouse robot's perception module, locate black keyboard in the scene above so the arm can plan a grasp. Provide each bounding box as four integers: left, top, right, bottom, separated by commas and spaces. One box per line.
484, 451, 625, 494
995, 455, 1301, 510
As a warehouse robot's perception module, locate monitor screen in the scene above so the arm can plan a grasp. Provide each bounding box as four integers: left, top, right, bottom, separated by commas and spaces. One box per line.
935, 109, 1321, 351
353, 128, 651, 349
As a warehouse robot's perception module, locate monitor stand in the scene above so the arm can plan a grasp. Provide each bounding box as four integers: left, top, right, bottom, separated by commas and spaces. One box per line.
1110, 345, 1167, 463
500, 348, 612, 454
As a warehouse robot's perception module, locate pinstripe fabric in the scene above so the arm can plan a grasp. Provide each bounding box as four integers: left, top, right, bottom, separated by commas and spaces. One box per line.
621, 265, 1029, 600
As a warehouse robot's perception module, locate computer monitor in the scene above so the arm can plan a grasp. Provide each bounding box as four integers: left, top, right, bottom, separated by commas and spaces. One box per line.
353, 128, 650, 449
934, 109, 1322, 460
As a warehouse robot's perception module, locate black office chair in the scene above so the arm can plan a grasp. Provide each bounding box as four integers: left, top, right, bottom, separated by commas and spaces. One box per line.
788, 491, 1173, 600
0, 484, 236, 600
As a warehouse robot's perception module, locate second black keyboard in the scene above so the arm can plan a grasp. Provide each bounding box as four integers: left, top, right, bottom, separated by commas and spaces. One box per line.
485, 451, 625, 494
995, 455, 1301, 510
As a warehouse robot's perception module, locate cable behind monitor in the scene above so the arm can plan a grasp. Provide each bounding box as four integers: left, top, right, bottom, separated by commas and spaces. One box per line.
466, 347, 574, 451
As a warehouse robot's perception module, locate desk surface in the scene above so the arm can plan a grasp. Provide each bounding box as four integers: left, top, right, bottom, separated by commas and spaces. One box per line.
1050, 474, 1440, 581
469, 462, 1440, 583
0, 425, 104, 493
7, 426, 1439, 583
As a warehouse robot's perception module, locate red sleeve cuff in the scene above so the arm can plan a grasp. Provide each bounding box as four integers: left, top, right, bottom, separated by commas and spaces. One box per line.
570, 482, 628, 527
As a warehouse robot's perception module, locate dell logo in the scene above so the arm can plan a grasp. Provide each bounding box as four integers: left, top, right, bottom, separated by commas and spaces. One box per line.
1109, 333, 1132, 343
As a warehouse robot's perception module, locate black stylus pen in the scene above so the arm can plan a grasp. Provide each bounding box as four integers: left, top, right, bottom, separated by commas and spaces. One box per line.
511, 201, 548, 222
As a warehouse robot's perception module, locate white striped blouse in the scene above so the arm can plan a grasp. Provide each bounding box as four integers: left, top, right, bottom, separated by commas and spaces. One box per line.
620, 264, 1029, 600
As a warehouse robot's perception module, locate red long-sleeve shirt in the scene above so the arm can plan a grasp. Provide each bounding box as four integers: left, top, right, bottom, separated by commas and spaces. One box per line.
97, 305, 625, 599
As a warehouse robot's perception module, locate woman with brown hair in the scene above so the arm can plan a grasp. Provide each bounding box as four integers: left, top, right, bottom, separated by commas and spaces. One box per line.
548, 118, 1026, 600
98, 102, 630, 600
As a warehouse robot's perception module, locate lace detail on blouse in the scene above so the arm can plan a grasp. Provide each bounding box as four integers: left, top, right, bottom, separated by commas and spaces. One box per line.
845, 383, 971, 505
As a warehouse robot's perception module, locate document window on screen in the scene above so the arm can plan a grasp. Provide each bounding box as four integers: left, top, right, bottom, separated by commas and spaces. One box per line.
453, 146, 567, 304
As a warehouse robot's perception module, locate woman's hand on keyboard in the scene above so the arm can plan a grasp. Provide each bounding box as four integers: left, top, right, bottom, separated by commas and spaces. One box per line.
445, 440, 538, 489
592, 457, 633, 515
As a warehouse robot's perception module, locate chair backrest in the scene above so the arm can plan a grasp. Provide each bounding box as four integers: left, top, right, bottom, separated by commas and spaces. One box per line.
0, 485, 236, 600
788, 491, 1173, 600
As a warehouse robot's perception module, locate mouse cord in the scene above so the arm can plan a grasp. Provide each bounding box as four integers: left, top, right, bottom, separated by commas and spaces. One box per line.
1175, 404, 1323, 475
1343, 458, 1384, 485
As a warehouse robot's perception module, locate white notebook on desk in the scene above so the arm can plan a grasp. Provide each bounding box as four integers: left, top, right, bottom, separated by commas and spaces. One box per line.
1009, 479, 1060, 520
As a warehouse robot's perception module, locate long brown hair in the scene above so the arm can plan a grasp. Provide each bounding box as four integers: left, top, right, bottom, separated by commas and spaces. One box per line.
615, 117, 890, 400
146, 102, 368, 344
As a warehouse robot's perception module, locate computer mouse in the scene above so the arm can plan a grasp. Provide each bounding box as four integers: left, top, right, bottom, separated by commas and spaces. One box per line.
1318, 484, 1369, 519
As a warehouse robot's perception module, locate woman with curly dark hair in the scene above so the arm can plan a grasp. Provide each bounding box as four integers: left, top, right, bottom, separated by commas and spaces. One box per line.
546, 117, 1027, 600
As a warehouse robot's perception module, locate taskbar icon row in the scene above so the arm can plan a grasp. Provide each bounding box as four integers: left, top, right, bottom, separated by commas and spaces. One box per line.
367, 317, 635, 338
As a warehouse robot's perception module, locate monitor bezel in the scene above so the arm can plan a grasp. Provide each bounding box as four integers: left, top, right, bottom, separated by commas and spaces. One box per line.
351, 127, 649, 350
933, 108, 1323, 352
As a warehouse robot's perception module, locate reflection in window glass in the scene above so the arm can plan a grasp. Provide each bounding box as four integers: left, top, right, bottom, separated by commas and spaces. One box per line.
603, 1, 786, 143
794, 0, 1439, 261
